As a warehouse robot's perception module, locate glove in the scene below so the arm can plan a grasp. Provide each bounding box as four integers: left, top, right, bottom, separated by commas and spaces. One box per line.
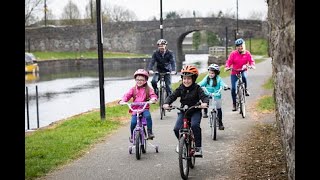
225, 67, 231, 72
170, 71, 177, 75
200, 103, 208, 109
163, 104, 170, 110
149, 70, 154, 74
248, 66, 256, 69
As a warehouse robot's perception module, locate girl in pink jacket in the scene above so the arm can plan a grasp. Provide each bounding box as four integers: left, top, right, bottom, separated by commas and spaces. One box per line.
225, 38, 255, 111
120, 69, 158, 140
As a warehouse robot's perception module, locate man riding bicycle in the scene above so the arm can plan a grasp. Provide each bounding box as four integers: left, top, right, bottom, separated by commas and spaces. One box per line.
147, 39, 177, 96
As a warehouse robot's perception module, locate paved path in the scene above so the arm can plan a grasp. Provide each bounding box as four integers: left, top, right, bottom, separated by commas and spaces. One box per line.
42, 58, 273, 180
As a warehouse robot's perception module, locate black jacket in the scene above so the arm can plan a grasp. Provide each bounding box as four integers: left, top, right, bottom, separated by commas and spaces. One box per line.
164, 83, 209, 113
147, 49, 176, 73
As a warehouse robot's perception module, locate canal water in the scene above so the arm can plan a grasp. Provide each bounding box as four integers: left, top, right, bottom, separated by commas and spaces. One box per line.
25, 54, 210, 130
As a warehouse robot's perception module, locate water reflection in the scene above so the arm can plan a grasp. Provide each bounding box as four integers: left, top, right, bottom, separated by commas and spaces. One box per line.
25, 54, 209, 130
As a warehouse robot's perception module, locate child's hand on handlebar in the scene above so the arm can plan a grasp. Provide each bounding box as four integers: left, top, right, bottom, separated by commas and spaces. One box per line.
200, 103, 208, 108
163, 104, 170, 110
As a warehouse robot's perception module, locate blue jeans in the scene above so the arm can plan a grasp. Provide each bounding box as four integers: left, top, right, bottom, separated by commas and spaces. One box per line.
130, 110, 152, 136
151, 73, 172, 96
173, 111, 202, 147
230, 71, 248, 105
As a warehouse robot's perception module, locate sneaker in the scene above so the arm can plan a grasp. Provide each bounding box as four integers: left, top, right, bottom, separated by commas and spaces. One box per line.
232, 104, 237, 111
203, 113, 208, 118
176, 144, 179, 153
219, 125, 225, 130
148, 133, 155, 140
245, 89, 250, 96
195, 147, 203, 157
129, 136, 133, 143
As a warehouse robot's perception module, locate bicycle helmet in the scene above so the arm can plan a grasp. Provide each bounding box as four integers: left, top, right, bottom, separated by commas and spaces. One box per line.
157, 39, 168, 45
208, 63, 220, 75
235, 38, 245, 46
134, 69, 149, 80
181, 65, 199, 81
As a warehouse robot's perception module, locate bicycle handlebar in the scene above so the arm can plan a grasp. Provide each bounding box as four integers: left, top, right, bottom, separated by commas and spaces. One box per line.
225, 64, 255, 72
119, 101, 153, 113
201, 86, 230, 97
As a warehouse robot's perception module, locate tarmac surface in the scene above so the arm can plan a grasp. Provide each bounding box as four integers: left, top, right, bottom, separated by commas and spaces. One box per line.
41, 58, 273, 180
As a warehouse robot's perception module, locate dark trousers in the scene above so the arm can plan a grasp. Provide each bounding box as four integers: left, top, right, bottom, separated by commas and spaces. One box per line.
151, 73, 172, 96
173, 111, 202, 147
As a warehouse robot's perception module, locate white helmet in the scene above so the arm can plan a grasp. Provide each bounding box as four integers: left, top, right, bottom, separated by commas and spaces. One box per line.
157, 39, 167, 45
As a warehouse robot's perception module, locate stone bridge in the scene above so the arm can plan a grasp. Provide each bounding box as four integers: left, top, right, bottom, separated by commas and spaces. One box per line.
25, 17, 268, 71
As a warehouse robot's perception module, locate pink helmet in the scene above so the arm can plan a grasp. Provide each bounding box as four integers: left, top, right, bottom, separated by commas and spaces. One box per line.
134, 69, 149, 80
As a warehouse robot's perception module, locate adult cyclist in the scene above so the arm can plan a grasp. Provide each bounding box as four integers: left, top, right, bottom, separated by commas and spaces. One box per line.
225, 38, 255, 111
147, 39, 177, 96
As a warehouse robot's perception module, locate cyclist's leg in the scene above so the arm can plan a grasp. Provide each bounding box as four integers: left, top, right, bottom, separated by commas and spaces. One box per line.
231, 75, 238, 110
173, 112, 184, 139
216, 99, 224, 130
143, 110, 154, 138
190, 111, 202, 155
190, 111, 202, 147
164, 74, 172, 96
242, 71, 250, 96
151, 74, 160, 95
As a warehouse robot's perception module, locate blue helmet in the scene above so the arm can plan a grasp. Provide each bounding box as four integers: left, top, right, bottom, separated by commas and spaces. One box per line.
235, 38, 245, 46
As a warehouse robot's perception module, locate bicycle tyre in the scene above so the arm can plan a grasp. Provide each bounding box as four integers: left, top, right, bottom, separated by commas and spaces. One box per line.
189, 136, 196, 169
210, 111, 217, 140
135, 132, 142, 160
160, 87, 164, 120
213, 112, 217, 140
162, 87, 166, 117
179, 136, 189, 180
142, 127, 147, 153
238, 87, 243, 115
241, 85, 246, 118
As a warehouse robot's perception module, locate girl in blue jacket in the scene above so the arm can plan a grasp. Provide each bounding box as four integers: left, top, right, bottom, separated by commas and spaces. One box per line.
198, 64, 227, 130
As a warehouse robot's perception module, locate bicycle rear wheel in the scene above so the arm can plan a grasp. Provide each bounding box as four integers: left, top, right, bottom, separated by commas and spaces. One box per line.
179, 136, 189, 180
135, 132, 142, 160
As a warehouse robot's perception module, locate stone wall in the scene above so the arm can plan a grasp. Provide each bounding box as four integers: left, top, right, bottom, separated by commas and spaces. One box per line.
267, 0, 295, 179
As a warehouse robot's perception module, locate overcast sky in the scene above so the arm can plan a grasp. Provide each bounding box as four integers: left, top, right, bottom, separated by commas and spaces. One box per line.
46, 0, 268, 20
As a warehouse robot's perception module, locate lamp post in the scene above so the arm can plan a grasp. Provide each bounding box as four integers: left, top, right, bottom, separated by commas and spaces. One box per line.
236, 0, 238, 34
44, 0, 47, 26
160, 0, 163, 39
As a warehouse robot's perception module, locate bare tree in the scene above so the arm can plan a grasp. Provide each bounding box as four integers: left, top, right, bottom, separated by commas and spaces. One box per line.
108, 4, 137, 22
61, 0, 81, 25
25, 0, 44, 26
247, 10, 266, 21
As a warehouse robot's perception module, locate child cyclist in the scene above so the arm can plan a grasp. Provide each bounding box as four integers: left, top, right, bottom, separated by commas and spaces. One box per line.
198, 64, 227, 130
163, 65, 209, 156
119, 69, 158, 141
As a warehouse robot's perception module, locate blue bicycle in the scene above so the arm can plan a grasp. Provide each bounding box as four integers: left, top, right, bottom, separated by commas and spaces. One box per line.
119, 101, 159, 160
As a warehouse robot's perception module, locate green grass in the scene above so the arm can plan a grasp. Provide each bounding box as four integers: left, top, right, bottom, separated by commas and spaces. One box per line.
249, 38, 268, 56
31, 51, 150, 60
25, 102, 158, 180
257, 77, 275, 112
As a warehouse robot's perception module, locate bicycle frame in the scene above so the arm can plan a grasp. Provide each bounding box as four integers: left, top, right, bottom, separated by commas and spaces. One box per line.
155, 72, 170, 120
169, 104, 202, 179
119, 101, 159, 159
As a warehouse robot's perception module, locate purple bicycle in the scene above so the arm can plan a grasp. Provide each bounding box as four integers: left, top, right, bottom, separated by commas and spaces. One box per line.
119, 101, 159, 160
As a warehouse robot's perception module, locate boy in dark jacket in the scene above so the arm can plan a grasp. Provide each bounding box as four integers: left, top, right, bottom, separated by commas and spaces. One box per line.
163, 65, 208, 157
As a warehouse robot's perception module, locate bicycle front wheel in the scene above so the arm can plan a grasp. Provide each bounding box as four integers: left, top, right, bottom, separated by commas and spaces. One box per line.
135, 133, 142, 160
179, 136, 189, 180
240, 86, 246, 118
210, 111, 217, 140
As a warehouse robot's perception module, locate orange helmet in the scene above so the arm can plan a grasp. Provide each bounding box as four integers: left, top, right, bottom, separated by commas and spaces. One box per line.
181, 65, 199, 78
